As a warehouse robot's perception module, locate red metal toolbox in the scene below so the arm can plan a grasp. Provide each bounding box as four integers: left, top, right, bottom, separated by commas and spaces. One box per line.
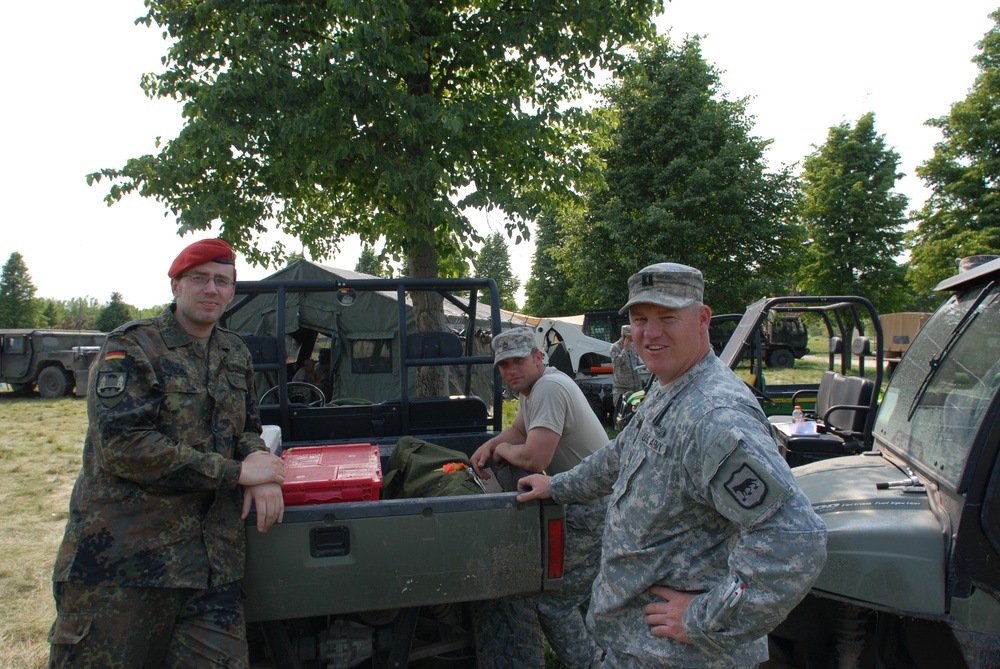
280, 444, 382, 505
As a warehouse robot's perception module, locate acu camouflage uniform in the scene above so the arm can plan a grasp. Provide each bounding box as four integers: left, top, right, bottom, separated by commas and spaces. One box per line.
549, 352, 827, 668
49, 306, 266, 668
609, 338, 642, 403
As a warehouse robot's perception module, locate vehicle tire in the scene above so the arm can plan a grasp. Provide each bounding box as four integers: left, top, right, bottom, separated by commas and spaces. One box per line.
37, 367, 71, 398
471, 597, 543, 669
769, 348, 795, 370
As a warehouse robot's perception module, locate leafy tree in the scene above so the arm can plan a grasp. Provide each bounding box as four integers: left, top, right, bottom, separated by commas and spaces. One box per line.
137, 304, 170, 319
523, 209, 584, 316
41, 300, 63, 328
0, 252, 40, 328
57, 297, 101, 331
95, 292, 136, 332
796, 113, 908, 314
89, 1, 662, 362
355, 246, 385, 277
561, 36, 799, 315
473, 232, 519, 311
908, 9, 1000, 301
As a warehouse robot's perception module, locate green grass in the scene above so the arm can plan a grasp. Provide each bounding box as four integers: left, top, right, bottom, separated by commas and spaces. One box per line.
0, 391, 87, 669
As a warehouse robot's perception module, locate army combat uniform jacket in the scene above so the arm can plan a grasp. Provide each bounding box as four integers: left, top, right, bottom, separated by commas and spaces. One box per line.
549, 352, 827, 667
53, 307, 267, 589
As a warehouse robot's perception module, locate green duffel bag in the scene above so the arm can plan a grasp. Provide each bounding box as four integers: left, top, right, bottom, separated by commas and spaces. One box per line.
382, 436, 485, 499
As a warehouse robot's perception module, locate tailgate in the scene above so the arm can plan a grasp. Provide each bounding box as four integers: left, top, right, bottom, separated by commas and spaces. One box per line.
242, 492, 563, 623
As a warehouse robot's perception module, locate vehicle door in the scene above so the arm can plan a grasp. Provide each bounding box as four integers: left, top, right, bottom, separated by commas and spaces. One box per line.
0, 334, 32, 381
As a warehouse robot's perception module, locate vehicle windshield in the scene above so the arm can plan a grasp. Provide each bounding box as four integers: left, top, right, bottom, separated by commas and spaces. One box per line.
874, 283, 1000, 489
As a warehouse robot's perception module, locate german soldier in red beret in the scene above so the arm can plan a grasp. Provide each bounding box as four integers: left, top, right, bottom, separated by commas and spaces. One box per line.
48, 238, 285, 668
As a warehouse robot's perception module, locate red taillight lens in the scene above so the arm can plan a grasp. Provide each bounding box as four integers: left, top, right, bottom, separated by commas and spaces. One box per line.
547, 517, 565, 579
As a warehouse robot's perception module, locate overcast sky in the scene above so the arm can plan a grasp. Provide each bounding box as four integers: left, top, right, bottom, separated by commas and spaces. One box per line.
2, 1, 996, 309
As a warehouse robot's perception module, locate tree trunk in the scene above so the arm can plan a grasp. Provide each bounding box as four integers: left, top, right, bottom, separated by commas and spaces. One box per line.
409, 235, 449, 397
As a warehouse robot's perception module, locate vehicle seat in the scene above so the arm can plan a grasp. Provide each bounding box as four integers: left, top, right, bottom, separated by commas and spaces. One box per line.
243, 335, 280, 367
243, 335, 283, 424
406, 331, 464, 359
776, 370, 875, 466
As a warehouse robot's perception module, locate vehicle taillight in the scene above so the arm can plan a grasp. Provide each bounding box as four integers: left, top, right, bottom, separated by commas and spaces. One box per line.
547, 517, 565, 579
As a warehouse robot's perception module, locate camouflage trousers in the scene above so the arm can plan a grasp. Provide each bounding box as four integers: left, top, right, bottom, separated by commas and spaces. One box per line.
48, 580, 248, 669
603, 647, 758, 669
535, 501, 607, 669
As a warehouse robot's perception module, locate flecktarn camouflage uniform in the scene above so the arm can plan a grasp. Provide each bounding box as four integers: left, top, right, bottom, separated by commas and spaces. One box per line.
549, 353, 827, 668
48, 307, 266, 668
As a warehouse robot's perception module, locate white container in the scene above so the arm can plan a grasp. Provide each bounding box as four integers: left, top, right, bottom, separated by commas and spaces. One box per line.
261, 425, 282, 452
794, 420, 817, 435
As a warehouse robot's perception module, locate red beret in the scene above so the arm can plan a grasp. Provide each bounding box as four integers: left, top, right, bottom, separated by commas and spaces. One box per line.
168, 239, 236, 278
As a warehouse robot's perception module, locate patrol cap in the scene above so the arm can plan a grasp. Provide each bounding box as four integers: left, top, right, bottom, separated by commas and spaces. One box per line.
618, 262, 704, 315
168, 239, 236, 279
492, 327, 537, 365
621, 325, 631, 337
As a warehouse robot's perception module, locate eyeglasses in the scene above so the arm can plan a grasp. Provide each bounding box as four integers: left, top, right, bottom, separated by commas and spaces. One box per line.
181, 273, 235, 289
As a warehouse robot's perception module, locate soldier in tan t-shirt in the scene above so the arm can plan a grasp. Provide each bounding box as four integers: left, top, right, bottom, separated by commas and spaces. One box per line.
472, 327, 609, 669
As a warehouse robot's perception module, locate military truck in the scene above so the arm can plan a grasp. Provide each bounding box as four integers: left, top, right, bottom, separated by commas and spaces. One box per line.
0, 329, 106, 398
760, 312, 810, 369
224, 276, 565, 669
763, 259, 1000, 668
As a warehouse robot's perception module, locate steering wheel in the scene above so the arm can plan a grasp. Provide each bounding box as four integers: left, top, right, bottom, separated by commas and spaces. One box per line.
260, 382, 327, 408
745, 381, 778, 407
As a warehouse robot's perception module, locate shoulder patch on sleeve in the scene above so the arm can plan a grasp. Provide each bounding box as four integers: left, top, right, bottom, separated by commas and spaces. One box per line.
96, 371, 128, 399
724, 463, 768, 509
704, 426, 793, 527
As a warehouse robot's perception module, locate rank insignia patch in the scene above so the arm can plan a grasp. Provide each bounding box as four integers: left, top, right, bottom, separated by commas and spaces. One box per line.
724, 464, 767, 509
96, 372, 127, 399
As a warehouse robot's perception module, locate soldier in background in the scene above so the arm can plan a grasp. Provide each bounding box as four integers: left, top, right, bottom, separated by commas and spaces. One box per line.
610, 324, 642, 410
518, 263, 827, 669
47, 238, 286, 668
292, 357, 319, 384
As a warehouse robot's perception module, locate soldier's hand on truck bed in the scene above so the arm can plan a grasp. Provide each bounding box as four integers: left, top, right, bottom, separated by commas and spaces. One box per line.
242, 483, 284, 532
516, 474, 551, 502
